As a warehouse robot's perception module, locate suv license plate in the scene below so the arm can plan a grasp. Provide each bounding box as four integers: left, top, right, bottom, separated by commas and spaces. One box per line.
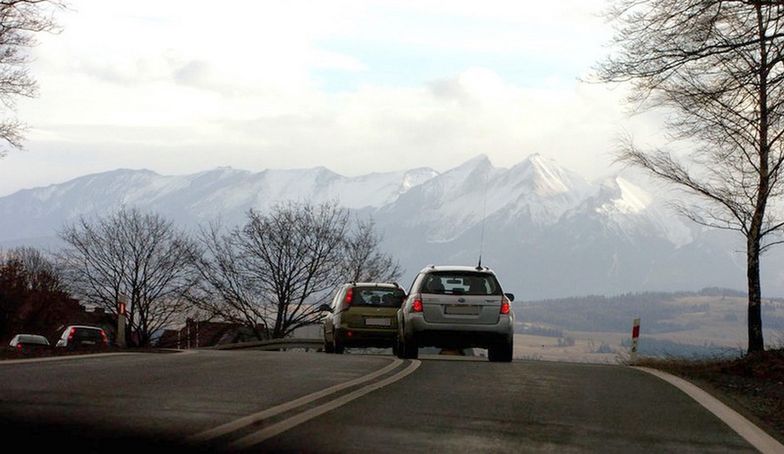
365, 318, 391, 327
445, 305, 480, 315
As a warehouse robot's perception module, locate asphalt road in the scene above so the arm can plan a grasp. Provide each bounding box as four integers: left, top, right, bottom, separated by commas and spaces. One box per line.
0, 350, 758, 453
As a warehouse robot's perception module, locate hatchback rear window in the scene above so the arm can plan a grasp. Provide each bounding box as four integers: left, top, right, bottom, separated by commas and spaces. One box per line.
421, 272, 502, 296
352, 287, 406, 307
73, 329, 103, 341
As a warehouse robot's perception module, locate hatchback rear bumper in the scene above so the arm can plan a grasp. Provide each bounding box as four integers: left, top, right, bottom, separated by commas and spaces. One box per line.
336, 328, 396, 348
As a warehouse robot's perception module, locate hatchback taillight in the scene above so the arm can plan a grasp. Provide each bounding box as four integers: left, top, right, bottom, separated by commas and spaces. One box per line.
16, 343, 22, 351
67, 327, 76, 341
411, 294, 423, 313
100, 330, 109, 345
344, 287, 353, 308
500, 295, 511, 315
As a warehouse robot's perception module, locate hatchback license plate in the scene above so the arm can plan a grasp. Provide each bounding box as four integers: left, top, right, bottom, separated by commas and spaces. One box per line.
365, 318, 391, 327
445, 305, 480, 315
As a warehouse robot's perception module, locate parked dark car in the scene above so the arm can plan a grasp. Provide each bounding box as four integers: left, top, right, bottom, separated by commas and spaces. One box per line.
8, 334, 51, 355
55, 325, 109, 351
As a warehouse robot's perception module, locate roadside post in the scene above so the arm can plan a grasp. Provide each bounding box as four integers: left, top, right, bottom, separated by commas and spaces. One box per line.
117, 295, 127, 348
630, 318, 640, 363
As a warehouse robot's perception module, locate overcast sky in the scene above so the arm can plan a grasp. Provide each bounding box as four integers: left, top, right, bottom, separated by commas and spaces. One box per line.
0, 0, 670, 196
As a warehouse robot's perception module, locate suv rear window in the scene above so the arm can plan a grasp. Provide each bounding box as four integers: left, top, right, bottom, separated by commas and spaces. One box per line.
352, 287, 406, 307
421, 272, 502, 296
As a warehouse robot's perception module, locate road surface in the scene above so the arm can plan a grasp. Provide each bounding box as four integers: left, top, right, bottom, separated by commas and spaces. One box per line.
0, 350, 759, 452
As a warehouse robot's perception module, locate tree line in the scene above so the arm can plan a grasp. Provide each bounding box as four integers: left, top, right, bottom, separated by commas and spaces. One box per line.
0, 202, 400, 346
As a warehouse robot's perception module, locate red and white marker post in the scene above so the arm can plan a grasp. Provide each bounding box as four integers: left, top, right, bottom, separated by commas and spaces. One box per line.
117, 294, 127, 348
630, 318, 641, 363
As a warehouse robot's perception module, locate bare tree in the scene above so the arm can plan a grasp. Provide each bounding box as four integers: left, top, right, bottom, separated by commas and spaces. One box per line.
1, 246, 63, 292
0, 246, 69, 340
60, 208, 199, 346
343, 217, 401, 283
0, 0, 66, 153
190, 221, 271, 340
596, 0, 784, 352
240, 202, 349, 338
196, 203, 401, 339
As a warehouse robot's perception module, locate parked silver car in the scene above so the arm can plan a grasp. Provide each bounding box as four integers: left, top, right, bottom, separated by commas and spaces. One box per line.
396, 265, 515, 362
8, 334, 50, 354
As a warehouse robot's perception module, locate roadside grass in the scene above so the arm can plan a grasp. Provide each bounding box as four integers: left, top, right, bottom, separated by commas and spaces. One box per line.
636, 348, 784, 443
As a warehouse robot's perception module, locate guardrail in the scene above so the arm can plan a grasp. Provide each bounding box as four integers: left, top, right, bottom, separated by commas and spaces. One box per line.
209, 338, 323, 351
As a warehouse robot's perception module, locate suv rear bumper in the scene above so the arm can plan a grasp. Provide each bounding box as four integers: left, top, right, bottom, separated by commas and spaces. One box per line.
404, 315, 513, 349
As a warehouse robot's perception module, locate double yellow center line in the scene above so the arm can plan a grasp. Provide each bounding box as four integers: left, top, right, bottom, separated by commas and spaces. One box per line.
188, 357, 421, 450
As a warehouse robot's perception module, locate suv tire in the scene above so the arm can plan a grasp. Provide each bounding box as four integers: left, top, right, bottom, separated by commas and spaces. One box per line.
488, 340, 513, 362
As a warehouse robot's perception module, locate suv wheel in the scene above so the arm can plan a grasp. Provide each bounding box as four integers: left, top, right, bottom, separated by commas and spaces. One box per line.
488, 340, 513, 362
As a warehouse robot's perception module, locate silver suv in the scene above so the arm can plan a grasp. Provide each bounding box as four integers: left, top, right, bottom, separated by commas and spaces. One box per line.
396, 265, 515, 362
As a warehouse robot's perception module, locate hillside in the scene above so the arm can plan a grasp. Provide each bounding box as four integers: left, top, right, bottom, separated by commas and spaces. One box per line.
513, 289, 784, 362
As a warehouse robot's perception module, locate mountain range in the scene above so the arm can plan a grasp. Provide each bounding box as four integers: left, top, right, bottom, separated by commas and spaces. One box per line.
0, 153, 777, 299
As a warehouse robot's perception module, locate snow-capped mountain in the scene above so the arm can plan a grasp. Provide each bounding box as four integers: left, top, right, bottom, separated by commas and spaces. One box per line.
0, 154, 772, 298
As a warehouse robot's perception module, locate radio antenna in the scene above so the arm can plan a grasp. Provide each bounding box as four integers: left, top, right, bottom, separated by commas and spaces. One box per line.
477, 160, 490, 270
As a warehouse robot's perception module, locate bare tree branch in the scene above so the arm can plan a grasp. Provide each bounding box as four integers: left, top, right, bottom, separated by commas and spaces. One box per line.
59, 208, 199, 346
597, 0, 784, 352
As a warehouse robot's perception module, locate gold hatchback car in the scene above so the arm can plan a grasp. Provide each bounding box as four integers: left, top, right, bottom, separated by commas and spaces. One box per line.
320, 283, 406, 354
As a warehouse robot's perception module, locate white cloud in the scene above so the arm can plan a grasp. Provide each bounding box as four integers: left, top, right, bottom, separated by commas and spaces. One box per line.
0, 0, 670, 196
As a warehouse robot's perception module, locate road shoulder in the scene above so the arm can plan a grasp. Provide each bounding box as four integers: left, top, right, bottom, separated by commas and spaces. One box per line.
635, 366, 784, 454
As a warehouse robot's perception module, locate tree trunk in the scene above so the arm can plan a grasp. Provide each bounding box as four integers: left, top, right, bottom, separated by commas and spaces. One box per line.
746, 3, 767, 354
746, 236, 765, 353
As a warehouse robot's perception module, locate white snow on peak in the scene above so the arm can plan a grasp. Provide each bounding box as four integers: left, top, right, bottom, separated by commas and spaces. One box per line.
599, 176, 652, 215
0, 157, 697, 251
526, 154, 570, 195
593, 175, 693, 247
401, 168, 439, 192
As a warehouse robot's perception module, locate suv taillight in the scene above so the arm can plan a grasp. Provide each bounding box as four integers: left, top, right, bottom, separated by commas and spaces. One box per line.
411, 294, 423, 313
100, 330, 109, 345
343, 287, 353, 308
67, 327, 77, 341
500, 295, 511, 315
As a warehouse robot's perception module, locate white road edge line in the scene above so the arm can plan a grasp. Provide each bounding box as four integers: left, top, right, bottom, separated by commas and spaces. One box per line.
189, 357, 404, 443
635, 366, 784, 454
0, 352, 140, 365
0, 349, 199, 366
229, 359, 422, 450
